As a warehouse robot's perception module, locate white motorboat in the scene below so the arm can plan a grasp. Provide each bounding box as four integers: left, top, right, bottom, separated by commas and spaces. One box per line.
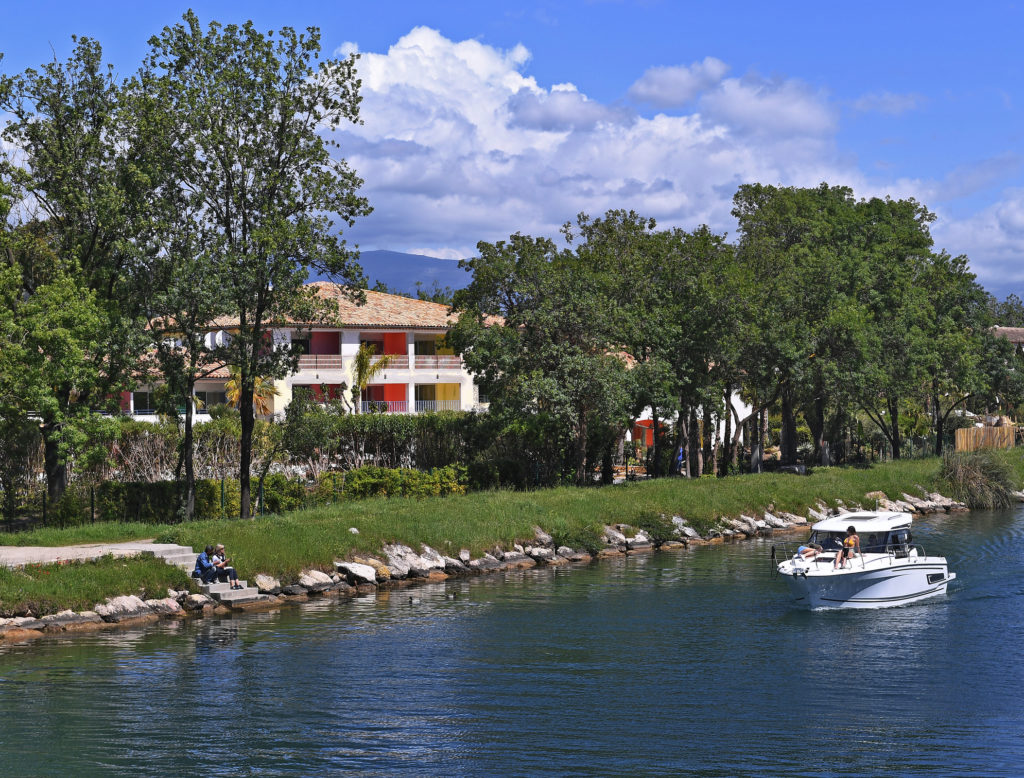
773, 511, 956, 609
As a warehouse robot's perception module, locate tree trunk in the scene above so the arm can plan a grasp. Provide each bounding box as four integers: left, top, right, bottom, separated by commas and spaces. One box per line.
808, 394, 824, 465
574, 414, 588, 486
688, 407, 702, 477
780, 384, 798, 465
887, 397, 902, 460
43, 430, 68, 504
723, 389, 733, 475
239, 374, 255, 519
601, 443, 613, 485
651, 407, 660, 478
702, 411, 714, 476
182, 391, 196, 521
933, 391, 945, 456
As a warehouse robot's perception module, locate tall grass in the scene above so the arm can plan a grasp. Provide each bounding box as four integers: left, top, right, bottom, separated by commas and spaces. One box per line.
940, 451, 1018, 509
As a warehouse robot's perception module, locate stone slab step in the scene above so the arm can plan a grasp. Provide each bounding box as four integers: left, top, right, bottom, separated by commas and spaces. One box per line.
216, 588, 263, 605
161, 552, 199, 568
201, 580, 249, 595
149, 545, 198, 559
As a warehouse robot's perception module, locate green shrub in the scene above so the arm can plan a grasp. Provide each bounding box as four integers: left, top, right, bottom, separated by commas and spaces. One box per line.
260, 473, 307, 514
341, 465, 467, 499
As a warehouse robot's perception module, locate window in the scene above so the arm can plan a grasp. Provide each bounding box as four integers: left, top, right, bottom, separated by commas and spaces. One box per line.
195, 391, 227, 410
132, 391, 155, 414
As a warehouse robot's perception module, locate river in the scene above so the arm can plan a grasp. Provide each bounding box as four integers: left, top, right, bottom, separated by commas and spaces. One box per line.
1, 506, 1022, 776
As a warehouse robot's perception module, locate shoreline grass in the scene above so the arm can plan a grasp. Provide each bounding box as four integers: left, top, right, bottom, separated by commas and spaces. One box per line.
3, 453, 1022, 616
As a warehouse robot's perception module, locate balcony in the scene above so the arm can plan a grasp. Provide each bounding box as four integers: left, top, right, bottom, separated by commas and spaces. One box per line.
414, 400, 461, 412
297, 354, 345, 371
414, 355, 462, 370
360, 400, 409, 414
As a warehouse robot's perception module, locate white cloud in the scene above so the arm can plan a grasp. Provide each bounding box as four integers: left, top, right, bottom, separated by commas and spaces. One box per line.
336, 25, 1024, 297
934, 192, 1024, 296
628, 57, 729, 107
698, 76, 837, 137
340, 27, 857, 258
852, 91, 925, 115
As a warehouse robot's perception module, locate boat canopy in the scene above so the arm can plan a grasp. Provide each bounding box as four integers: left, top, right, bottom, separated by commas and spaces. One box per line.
810, 511, 912, 534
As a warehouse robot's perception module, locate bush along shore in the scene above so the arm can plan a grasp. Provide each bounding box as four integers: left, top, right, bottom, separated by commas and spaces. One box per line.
5, 476, 1021, 644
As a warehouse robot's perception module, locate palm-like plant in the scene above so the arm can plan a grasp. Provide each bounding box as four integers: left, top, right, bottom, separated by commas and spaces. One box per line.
351, 343, 396, 412
225, 367, 280, 416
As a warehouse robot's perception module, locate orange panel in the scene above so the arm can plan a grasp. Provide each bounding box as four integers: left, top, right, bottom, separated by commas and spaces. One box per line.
383, 383, 406, 402
383, 332, 406, 355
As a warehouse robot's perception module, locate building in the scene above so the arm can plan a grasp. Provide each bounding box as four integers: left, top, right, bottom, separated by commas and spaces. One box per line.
125, 283, 484, 419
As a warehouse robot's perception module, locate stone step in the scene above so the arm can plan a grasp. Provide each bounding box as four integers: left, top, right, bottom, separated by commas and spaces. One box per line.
201, 580, 249, 596
215, 588, 264, 605
162, 552, 199, 569
150, 545, 198, 560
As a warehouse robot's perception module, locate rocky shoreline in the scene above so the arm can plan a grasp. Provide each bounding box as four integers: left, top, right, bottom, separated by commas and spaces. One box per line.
0, 486, 999, 644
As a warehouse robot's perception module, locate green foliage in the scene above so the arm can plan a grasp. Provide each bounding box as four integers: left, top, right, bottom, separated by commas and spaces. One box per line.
940, 450, 1017, 510
261, 473, 307, 514
341, 465, 468, 500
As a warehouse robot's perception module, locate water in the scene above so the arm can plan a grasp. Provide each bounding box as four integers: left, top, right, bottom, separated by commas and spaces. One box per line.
1, 507, 1022, 776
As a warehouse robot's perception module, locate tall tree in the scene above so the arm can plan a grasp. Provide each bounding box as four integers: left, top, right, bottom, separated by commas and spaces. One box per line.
1, 38, 151, 500
140, 13, 370, 517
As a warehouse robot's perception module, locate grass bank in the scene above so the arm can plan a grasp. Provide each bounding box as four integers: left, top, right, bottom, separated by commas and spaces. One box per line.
3, 453, 1021, 616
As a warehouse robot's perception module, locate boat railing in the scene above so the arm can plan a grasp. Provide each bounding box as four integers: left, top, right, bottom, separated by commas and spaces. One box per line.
775, 541, 928, 572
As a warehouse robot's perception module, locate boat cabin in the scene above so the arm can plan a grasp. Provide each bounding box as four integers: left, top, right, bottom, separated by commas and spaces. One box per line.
807, 512, 915, 557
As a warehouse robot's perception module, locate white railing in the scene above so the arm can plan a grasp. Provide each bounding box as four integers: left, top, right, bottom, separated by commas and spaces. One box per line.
360, 400, 408, 414
414, 355, 462, 370
414, 400, 461, 413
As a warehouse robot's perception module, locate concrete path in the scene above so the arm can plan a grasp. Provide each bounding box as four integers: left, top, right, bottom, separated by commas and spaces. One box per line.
0, 541, 192, 569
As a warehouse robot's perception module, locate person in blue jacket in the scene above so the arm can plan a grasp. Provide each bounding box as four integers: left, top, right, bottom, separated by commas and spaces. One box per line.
194, 545, 218, 583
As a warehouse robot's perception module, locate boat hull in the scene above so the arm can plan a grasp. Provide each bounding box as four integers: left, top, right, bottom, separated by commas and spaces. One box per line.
780, 560, 955, 610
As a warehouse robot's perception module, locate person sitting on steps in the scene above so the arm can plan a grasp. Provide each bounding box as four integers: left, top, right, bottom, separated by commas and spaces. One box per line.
212, 544, 242, 590
193, 545, 219, 583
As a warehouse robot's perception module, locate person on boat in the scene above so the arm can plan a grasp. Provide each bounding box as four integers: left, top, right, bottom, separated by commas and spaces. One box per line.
797, 543, 822, 559
834, 526, 860, 569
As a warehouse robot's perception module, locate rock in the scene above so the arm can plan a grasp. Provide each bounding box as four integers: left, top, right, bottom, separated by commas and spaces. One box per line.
443, 556, 466, 573
807, 506, 827, 522
556, 546, 575, 557
458, 549, 471, 563
354, 557, 391, 581
660, 540, 687, 550
596, 547, 624, 559
39, 611, 103, 631
737, 515, 759, 533
281, 584, 308, 596
763, 512, 787, 529
348, 527, 359, 534
298, 570, 334, 592
534, 527, 554, 546
381, 544, 416, 579
603, 526, 627, 545
780, 512, 806, 525
94, 595, 152, 623
680, 525, 702, 539
419, 546, 446, 570
513, 544, 525, 554
626, 537, 653, 552
254, 574, 282, 594
335, 562, 379, 586
183, 593, 214, 612
864, 490, 887, 501
145, 597, 183, 616
468, 556, 501, 572
528, 547, 555, 561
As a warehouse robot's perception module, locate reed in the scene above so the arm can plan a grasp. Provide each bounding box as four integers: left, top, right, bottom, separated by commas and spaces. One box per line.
940, 450, 1018, 510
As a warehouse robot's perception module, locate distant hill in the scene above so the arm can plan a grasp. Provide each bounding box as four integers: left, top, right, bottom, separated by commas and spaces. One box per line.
353, 250, 472, 295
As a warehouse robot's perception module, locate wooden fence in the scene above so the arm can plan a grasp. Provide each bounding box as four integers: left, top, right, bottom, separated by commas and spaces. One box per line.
955, 426, 1017, 452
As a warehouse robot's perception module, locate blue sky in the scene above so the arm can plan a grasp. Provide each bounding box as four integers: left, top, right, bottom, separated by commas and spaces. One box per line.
2, 1, 1022, 298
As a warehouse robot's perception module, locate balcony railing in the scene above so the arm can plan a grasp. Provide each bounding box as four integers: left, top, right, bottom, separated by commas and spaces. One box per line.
373, 354, 409, 369
297, 354, 345, 371
414, 400, 461, 413
360, 400, 409, 414
414, 355, 462, 370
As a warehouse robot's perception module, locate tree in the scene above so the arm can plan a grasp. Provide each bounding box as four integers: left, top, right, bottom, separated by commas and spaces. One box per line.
140, 13, 370, 517
349, 342, 395, 412
451, 225, 631, 486
1, 37, 152, 500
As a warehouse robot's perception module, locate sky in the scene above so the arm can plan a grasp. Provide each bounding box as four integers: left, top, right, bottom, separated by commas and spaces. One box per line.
2, 1, 1023, 299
